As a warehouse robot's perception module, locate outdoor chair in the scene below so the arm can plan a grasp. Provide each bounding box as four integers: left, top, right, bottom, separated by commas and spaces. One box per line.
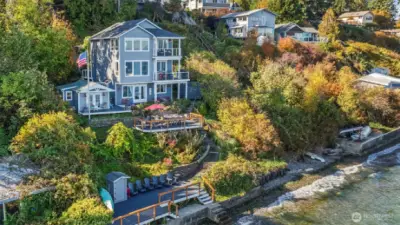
135, 180, 146, 193
159, 174, 167, 186
128, 182, 138, 196
152, 176, 163, 189
144, 178, 154, 190
166, 172, 177, 185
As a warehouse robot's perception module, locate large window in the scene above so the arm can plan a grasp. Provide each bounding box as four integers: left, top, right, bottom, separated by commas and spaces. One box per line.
157, 84, 167, 93
122, 85, 147, 102
125, 38, 149, 52
125, 61, 149, 76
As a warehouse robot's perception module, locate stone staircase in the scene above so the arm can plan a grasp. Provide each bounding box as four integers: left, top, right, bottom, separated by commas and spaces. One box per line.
197, 189, 214, 205
208, 204, 233, 225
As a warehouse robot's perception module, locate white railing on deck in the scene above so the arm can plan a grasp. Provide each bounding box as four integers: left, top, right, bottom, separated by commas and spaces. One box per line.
154, 48, 181, 57
153, 72, 189, 81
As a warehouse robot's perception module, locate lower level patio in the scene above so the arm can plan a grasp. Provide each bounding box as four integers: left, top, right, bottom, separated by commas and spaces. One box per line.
112, 182, 202, 225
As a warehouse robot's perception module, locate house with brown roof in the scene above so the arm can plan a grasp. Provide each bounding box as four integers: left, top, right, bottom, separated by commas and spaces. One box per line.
338, 11, 374, 26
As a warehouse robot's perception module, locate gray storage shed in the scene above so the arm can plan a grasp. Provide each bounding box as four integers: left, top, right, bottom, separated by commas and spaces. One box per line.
106, 172, 130, 204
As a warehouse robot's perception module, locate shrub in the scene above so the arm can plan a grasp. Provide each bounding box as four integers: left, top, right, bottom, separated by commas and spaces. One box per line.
58, 198, 112, 225
105, 122, 134, 158
217, 98, 280, 158
10, 112, 94, 177
204, 155, 287, 198
53, 174, 97, 211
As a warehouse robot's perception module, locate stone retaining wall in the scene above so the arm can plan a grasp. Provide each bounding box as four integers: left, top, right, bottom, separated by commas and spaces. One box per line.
90, 117, 133, 128
172, 145, 210, 180
167, 205, 209, 225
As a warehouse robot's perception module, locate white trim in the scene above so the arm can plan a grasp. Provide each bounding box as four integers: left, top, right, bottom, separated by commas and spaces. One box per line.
124, 38, 150, 52
137, 18, 163, 30
125, 60, 150, 77
65, 91, 73, 101
119, 25, 156, 39
61, 86, 77, 91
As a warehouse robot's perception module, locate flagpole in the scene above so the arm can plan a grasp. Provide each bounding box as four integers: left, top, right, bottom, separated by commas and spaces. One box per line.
87, 44, 91, 122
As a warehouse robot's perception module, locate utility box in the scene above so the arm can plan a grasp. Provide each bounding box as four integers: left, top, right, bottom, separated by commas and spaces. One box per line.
106, 172, 130, 204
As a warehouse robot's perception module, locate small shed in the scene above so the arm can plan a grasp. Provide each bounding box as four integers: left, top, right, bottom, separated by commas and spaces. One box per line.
106, 172, 130, 204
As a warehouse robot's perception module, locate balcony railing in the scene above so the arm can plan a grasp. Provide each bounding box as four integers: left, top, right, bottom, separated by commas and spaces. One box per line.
154, 72, 189, 81
154, 48, 181, 57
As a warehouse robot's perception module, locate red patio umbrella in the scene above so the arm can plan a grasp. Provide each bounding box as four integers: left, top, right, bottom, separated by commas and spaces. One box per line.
144, 104, 166, 111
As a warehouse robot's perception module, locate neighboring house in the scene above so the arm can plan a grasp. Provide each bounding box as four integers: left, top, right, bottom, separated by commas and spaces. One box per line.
221, 9, 277, 39
355, 73, 400, 89
338, 11, 374, 26
57, 19, 190, 115
274, 23, 322, 43
185, 0, 231, 14
380, 29, 400, 38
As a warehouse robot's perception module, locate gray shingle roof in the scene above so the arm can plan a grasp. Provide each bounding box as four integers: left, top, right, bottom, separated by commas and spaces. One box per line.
358, 73, 400, 86
275, 23, 318, 34
145, 28, 183, 38
221, 9, 277, 19
339, 11, 372, 19
91, 19, 147, 40
106, 172, 130, 183
56, 79, 88, 91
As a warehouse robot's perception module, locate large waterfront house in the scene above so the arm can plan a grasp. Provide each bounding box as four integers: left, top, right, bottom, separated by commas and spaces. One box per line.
185, 0, 231, 14
221, 9, 276, 39
274, 23, 323, 43
57, 19, 191, 115
338, 11, 374, 26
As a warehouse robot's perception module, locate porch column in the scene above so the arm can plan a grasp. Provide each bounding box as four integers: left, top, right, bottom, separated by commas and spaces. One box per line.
177, 83, 181, 99
178, 39, 181, 56
170, 84, 173, 101
154, 83, 158, 102
107, 92, 110, 109
154, 59, 157, 81
178, 59, 181, 79
185, 82, 188, 99
78, 93, 81, 112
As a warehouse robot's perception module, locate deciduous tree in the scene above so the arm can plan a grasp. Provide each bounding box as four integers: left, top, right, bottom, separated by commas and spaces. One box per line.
318, 8, 340, 41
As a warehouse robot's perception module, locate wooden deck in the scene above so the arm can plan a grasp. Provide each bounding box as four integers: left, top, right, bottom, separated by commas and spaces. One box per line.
112, 183, 202, 225
133, 113, 204, 133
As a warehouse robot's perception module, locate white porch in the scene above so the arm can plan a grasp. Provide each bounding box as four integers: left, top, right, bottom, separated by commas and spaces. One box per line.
77, 82, 122, 115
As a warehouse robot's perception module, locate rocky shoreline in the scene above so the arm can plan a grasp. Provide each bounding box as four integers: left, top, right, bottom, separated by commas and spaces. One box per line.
233, 144, 400, 225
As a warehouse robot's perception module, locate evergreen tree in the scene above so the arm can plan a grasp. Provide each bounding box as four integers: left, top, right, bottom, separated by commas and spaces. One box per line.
318, 8, 340, 41
304, 0, 333, 22
267, 0, 307, 23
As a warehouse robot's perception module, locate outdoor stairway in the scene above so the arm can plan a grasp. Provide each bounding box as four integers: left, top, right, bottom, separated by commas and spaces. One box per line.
209, 204, 233, 225
197, 189, 214, 205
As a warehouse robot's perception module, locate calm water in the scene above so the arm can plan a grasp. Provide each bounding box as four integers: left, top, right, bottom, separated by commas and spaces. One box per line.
260, 166, 400, 225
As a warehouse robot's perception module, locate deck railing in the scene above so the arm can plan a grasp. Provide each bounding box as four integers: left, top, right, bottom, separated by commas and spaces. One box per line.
153, 72, 189, 81
158, 182, 201, 203
201, 176, 216, 202
112, 200, 179, 225
133, 113, 204, 132
154, 48, 181, 57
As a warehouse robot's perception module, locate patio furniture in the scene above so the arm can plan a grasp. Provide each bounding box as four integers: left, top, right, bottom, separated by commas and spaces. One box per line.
135, 180, 146, 193
144, 178, 154, 190
101, 102, 108, 109
159, 174, 167, 186
128, 182, 138, 196
121, 99, 131, 110
152, 176, 163, 189
166, 172, 177, 185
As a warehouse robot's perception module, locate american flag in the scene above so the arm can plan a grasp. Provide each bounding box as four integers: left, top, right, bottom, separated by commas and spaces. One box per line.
77, 51, 87, 68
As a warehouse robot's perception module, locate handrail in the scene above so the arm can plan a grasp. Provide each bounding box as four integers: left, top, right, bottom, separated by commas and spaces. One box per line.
113, 200, 174, 225
154, 48, 181, 57
133, 113, 205, 131
189, 113, 205, 126
202, 176, 215, 202
158, 182, 201, 203
153, 71, 190, 81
